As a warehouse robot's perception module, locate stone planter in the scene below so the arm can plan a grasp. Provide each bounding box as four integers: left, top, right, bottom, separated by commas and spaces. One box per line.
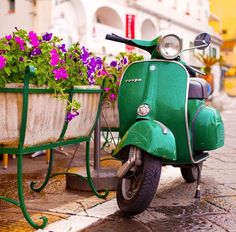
0, 85, 101, 148
101, 101, 119, 129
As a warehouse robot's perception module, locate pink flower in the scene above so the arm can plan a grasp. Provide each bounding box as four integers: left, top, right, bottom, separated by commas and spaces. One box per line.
14, 36, 25, 50
50, 49, 60, 66
0, 55, 6, 69
104, 87, 110, 92
29, 31, 40, 47
53, 67, 68, 80
5, 35, 12, 40
109, 93, 117, 102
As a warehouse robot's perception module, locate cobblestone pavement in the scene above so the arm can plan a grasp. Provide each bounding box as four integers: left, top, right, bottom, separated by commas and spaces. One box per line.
84, 94, 236, 232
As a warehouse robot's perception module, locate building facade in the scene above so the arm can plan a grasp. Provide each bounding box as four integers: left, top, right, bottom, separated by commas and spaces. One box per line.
0, 0, 223, 91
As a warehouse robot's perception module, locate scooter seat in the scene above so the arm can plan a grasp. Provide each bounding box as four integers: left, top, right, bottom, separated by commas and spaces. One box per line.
188, 78, 209, 99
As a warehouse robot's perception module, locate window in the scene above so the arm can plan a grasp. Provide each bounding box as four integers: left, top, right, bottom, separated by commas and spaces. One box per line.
186, 2, 190, 15
189, 41, 194, 53
212, 47, 217, 58
8, 0, 15, 13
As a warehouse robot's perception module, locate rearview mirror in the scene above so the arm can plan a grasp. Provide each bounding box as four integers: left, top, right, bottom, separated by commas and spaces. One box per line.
194, 33, 211, 50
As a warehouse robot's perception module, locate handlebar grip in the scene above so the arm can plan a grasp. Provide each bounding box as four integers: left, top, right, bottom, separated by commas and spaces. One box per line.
105, 34, 136, 46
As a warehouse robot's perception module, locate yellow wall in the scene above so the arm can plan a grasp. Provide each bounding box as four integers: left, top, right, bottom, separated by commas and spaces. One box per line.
210, 0, 236, 40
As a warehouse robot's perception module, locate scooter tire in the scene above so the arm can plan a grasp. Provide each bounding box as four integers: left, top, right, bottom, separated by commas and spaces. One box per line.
117, 153, 161, 216
180, 162, 203, 183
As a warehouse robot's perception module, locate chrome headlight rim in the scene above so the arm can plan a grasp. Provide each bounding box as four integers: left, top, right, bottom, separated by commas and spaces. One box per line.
158, 34, 182, 59
137, 104, 150, 116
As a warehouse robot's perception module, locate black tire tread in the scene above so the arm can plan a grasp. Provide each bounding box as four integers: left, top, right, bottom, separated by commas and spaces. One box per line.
117, 154, 161, 216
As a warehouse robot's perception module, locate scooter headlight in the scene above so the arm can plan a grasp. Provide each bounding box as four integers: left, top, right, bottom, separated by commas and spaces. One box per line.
157, 34, 182, 59
137, 104, 150, 116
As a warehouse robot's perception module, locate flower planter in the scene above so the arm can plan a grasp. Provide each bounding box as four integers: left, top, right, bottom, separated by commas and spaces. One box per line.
101, 100, 119, 130
0, 84, 102, 148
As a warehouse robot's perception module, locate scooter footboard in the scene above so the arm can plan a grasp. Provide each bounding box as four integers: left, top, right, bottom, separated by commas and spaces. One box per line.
191, 106, 224, 151
113, 120, 176, 160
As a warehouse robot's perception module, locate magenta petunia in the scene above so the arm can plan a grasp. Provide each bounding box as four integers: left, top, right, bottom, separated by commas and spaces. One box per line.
5, 35, 12, 41
0, 55, 6, 69
14, 36, 25, 50
50, 49, 60, 66
29, 31, 40, 47
104, 87, 111, 92
109, 93, 117, 102
53, 67, 68, 80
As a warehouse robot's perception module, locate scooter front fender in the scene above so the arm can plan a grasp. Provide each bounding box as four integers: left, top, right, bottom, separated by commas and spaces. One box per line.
113, 120, 176, 160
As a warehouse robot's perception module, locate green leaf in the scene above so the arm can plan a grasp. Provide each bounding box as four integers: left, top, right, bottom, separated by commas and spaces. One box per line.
4, 66, 11, 76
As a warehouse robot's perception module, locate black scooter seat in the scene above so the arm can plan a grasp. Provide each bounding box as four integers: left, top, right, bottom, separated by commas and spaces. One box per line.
188, 78, 209, 99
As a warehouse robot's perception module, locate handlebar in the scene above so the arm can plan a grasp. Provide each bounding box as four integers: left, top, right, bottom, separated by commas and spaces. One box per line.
184, 64, 205, 77
106, 33, 136, 47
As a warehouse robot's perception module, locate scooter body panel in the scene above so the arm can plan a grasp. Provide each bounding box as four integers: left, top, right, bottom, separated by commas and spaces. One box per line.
113, 120, 176, 160
188, 100, 224, 150
118, 60, 193, 163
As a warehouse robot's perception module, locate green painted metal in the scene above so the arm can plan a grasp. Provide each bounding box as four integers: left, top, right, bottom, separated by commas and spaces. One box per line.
113, 120, 176, 160
30, 149, 54, 192
189, 101, 224, 150
118, 60, 192, 163
85, 141, 109, 199
0, 66, 107, 229
17, 154, 48, 229
59, 89, 74, 141
0, 196, 20, 207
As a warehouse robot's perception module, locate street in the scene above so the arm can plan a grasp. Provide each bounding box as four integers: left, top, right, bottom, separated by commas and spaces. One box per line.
83, 94, 236, 232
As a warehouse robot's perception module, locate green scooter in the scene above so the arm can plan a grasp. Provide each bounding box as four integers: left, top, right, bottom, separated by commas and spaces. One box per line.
105, 32, 224, 216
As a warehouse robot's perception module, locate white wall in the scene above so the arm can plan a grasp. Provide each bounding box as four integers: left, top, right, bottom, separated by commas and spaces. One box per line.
0, 0, 222, 91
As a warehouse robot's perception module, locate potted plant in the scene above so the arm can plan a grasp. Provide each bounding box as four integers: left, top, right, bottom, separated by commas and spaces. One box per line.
95, 52, 144, 129
0, 28, 103, 148
195, 53, 222, 93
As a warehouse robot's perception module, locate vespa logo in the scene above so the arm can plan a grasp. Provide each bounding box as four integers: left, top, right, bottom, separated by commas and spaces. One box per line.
125, 78, 142, 83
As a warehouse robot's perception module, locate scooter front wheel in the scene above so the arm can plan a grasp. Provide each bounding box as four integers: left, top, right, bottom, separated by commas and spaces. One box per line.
117, 151, 161, 216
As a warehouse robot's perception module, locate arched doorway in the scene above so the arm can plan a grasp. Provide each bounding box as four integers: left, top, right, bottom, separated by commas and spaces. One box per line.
92, 6, 124, 55
141, 19, 157, 40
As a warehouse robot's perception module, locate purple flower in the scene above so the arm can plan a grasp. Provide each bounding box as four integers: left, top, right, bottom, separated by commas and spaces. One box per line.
19, 57, 24, 62
66, 110, 80, 121
89, 57, 97, 70
96, 57, 103, 69
58, 44, 67, 53
0, 55, 6, 69
109, 93, 117, 102
42, 32, 53, 41
110, 61, 117, 67
14, 36, 25, 50
53, 67, 68, 80
29, 31, 40, 47
30, 48, 41, 56
80, 46, 90, 64
123, 57, 128, 65
5, 34, 12, 41
88, 76, 95, 85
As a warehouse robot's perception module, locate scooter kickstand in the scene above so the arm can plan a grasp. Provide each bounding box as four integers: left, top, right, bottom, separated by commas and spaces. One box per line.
194, 163, 202, 198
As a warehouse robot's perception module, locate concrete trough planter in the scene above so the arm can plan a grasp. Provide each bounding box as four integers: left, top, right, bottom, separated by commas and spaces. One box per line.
101, 101, 119, 129
0, 84, 102, 148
